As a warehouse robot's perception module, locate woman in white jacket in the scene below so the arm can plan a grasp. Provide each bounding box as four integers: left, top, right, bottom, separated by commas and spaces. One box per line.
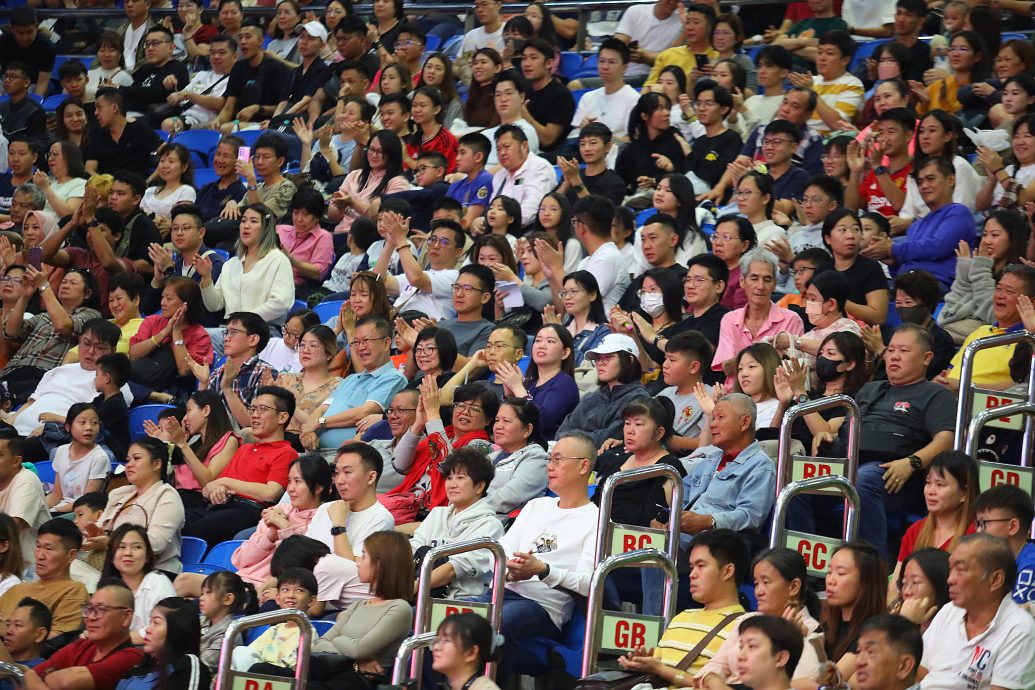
197, 204, 295, 329
409, 448, 504, 600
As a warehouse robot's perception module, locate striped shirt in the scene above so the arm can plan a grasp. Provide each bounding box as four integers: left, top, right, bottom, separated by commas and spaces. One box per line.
654, 604, 745, 682
807, 72, 865, 137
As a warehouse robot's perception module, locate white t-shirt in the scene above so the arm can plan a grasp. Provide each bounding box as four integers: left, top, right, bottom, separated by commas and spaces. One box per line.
843, 0, 896, 33
501, 496, 598, 630
14, 364, 132, 436
614, 4, 684, 78
311, 500, 395, 606
579, 241, 631, 311
87, 67, 134, 101
569, 85, 641, 139
393, 268, 459, 320
755, 398, 781, 428
51, 444, 110, 510
901, 155, 982, 217
742, 95, 783, 126
258, 338, 302, 374
460, 26, 505, 58
990, 162, 1035, 208
921, 596, 1035, 690
179, 70, 230, 126
0, 573, 20, 597
141, 185, 197, 221
45, 178, 87, 216
123, 23, 148, 72
753, 220, 787, 250
133, 571, 177, 637
0, 469, 49, 571
658, 387, 704, 438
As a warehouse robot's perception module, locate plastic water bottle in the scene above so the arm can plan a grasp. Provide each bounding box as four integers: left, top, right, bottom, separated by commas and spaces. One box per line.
232, 118, 240, 133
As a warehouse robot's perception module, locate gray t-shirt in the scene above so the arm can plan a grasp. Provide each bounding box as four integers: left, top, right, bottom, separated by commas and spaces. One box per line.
658, 387, 704, 438
436, 318, 494, 356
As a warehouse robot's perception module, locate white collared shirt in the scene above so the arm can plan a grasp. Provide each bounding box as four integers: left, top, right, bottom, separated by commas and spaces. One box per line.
490, 153, 557, 227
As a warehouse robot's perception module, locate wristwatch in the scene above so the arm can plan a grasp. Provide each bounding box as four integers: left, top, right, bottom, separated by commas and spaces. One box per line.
795, 393, 809, 404
570, 183, 584, 193
318, 416, 327, 431
874, 165, 889, 176
174, 339, 184, 346
330, 525, 347, 536
908, 454, 923, 471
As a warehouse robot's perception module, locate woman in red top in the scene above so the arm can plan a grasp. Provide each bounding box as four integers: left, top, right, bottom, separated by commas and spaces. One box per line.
893, 450, 978, 594
405, 86, 459, 174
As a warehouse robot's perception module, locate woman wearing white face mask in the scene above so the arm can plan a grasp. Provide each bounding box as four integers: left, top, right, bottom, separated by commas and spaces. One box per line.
773, 269, 860, 367
608, 267, 684, 371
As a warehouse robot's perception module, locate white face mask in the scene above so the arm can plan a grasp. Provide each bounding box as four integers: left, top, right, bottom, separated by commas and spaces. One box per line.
640, 293, 666, 317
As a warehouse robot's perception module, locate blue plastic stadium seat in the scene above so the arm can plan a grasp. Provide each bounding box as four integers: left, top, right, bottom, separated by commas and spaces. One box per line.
1002, 32, 1028, 41
571, 88, 592, 107
172, 130, 222, 167
211, 248, 231, 262
203, 540, 244, 570
31, 460, 55, 485
511, 607, 586, 678
236, 129, 265, 148
312, 619, 334, 637
181, 563, 228, 575
42, 94, 68, 112
129, 404, 176, 441
194, 168, 219, 188
559, 52, 584, 79
850, 40, 891, 72
425, 34, 442, 52
181, 536, 207, 565
313, 300, 344, 324
442, 34, 464, 59
291, 299, 308, 314
243, 624, 271, 644
635, 208, 654, 226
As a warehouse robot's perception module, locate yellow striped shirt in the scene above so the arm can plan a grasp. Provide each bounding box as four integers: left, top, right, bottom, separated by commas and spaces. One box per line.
653, 604, 745, 686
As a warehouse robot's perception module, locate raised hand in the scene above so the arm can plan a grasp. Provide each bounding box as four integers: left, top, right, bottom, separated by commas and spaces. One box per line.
494, 360, 524, 395
846, 139, 865, 175
693, 381, 719, 416
542, 304, 562, 324
185, 355, 210, 383
955, 239, 972, 259
192, 253, 214, 279
393, 316, 418, 352
489, 261, 519, 284
1018, 294, 1035, 332
0, 236, 17, 268
291, 117, 314, 148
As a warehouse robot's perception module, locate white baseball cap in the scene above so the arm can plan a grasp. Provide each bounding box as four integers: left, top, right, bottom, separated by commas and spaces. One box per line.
586, 333, 638, 360
299, 21, 329, 42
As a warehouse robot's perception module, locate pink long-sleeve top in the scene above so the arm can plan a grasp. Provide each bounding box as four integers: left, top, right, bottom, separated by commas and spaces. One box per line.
230, 505, 321, 587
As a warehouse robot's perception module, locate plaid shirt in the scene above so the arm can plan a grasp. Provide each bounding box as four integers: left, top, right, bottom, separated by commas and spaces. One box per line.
208, 355, 276, 420
2, 306, 102, 373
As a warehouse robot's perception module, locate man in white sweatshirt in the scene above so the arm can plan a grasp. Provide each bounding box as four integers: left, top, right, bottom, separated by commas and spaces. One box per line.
482, 431, 599, 683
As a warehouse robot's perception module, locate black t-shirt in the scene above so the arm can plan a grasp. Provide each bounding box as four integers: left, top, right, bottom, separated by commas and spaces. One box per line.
226, 55, 291, 111
196, 178, 246, 221
286, 59, 332, 105
0, 33, 55, 80
118, 210, 163, 264
838, 256, 888, 308
0, 96, 47, 143
772, 164, 810, 201
92, 391, 129, 464
591, 452, 685, 527
687, 129, 742, 187
903, 39, 934, 83
526, 78, 575, 151
848, 379, 956, 462
574, 169, 629, 206
122, 59, 190, 112
0, 172, 16, 216
83, 120, 163, 178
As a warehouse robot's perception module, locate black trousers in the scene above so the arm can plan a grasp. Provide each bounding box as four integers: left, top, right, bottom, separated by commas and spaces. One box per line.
183, 500, 264, 548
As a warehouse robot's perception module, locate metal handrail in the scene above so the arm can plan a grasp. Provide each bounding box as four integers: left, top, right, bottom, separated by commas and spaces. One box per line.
593, 464, 683, 566
775, 394, 861, 490
769, 475, 860, 549
0, 662, 25, 690
954, 331, 1035, 453
215, 609, 315, 690
581, 548, 677, 678
408, 538, 507, 687
965, 401, 1035, 537
392, 632, 438, 686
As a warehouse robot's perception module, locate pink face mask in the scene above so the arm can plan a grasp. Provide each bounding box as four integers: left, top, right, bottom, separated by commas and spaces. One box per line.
878, 62, 900, 80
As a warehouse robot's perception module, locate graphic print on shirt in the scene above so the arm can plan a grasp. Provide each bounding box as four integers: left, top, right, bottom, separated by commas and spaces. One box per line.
958, 646, 991, 690
532, 533, 558, 554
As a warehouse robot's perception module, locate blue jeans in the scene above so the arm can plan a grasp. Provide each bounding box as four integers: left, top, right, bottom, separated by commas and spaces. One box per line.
856, 461, 924, 558
470, 589, 560, 686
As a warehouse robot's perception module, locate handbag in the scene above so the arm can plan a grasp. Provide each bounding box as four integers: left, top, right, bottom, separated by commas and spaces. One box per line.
573, 612, 741, 690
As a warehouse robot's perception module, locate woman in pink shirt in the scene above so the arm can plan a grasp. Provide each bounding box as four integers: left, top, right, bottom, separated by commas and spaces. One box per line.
327, 130, 409, 235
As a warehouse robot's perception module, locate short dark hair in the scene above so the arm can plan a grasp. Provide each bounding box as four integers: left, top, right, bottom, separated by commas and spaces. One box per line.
764, 118, 802, 144
276, 567, 318, 595
686, 253, 730, 286
914, 155, 956, 179
787, 85, 819, 112
336, 441, 384, 481
457, 264, 496, 320
10, 7, 37, 26
57, 60, 88, 80
439, 447, 495, 497
417, 150, 448, 170
686, 3, 717, 28
170, 202, 204, 227
226, 311, 271, 353
454, 383, 500, 426
339, 59, 373, 83
95, 207, 126, 241
252, 133, 287, 161
522, 37, 555, 60
254, 385, 296, 421
893, 270, 942, 312
974, 485, 1035, 531
859, 614, 924, 670
16, 598, 52, 636
494, 123, 527, 144
599, 37, 630, 63
693, 78, 733, 111
112, 170, 147, 198
806, 269, 849, 311
350, 217, 379, 250
414, 326, 458, 371
210, 33, 238, 52
737, 616, 805, 680
38, 517, 83, 551
82, 318, 121, 350
74, 492, 108, 512
757, 45, 793, 70
1002, 263, 1035, 297
146, 25, 175, 43
665, 330, 714, 365
108, 271, 145, 302
492, 69, 528, 97
458, 132, 492, 160
805, 174, 843, 205
96, 353, 131, 388
290, 187, 326, 218
959, 533, 1018, 596
893, 322, 935, 352
793, 247, 833, 272
689, 528, 749, 582
572, 195, 615, 238
579, 122, 613, 144
818, 29, 856, 59
379, 92, 411, 113
96, 87, 126, 115
355, 314, 392, 339
396, 21, 426, 44
430, 218, 466, 247
876, 106, 916, 133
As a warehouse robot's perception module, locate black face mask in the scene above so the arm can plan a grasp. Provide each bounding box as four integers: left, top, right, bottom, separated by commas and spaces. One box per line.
815, 356, 844, 382
897, 305, 930, 326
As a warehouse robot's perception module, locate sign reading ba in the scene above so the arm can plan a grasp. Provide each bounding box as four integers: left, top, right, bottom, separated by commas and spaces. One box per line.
428, 599, 491, 631
599, 611, 665, 655
790, 457, 847, 494
784, 531, 844, 578
978, 460, 1034, 495
610, 524, 668, 557
973, 391, 1027, 431
231, 675, 294, 690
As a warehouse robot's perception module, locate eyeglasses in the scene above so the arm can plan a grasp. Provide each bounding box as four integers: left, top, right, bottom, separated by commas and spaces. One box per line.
713, 233, 741, 243
170, 225, 200, 234
801, 195, 831, 205
248, 404, 284, 415
557, 289, 584, 299
682, 275, 713, 285
365, 146, 384, 155
546, 453, 587, 467
350, 337, 388, 348
79, 338, 113, 353
430, 637, 456, 649
976, 518, 1013, 530
396, 39, 421, 49
485, 342, 516, 352
143, 39, 171, 47
426, 235, 453, 247
386, 406, 417, 416
0, 276, 22, 284
82, 604, 131, 619
762, 137, 794, 146
454, 401, 485, 414
222, 327, 248, 338
789, 267, 816, 277
414, 346, 438, 356
451, 283, 484, 294
735, 189, 757, 198
695, 100, 718, 109
297, 342, 324, 353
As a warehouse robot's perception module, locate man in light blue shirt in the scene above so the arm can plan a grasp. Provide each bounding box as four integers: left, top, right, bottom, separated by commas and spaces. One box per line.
299, 315, 406, 450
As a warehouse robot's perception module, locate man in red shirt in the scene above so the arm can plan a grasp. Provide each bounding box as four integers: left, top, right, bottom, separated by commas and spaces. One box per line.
24, 582, 143, 690
182, 385, 299, 546
846, 107, 915, 217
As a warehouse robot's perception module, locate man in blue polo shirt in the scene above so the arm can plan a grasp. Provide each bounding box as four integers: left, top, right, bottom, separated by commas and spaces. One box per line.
299, 315, 406, 450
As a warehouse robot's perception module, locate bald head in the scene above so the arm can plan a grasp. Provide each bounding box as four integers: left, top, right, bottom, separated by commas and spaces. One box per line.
97, 581, 134, 609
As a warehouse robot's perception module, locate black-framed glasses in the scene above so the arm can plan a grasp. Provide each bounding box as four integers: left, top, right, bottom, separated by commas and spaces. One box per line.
976, 518, 1013, 530
451, 283, 484, 294
82, 604, 131, 619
